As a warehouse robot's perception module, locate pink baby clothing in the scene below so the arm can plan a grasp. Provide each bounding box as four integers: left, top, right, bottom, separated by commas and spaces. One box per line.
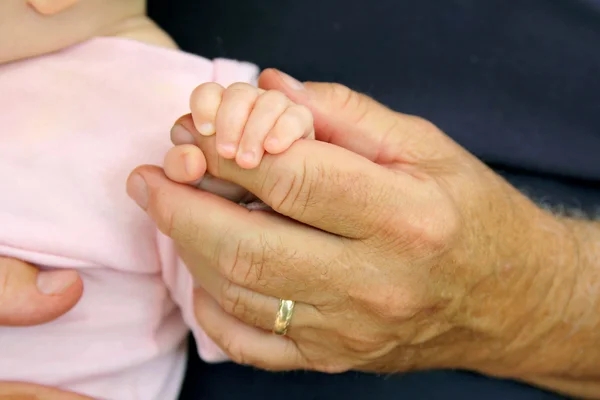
0, 37, 258, 400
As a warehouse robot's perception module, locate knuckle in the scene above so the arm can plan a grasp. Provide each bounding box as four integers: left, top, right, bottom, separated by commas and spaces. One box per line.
372, 184, 459, 254
274, 110, 295, 128
219, 280, 246, 317
405, 200, 459, 252
402, 116, 453, 157
361, 284, 421, 322
327, 82, 353, 106
220, 334, 275, 370
287, 105, 313, 125
219, 333, 249, 365
297, 104, 314, 121
410, 114, 440, 133
221, 285, 267, 329
339, 329, 385, 355
225, 82, 258, 98
165, 206, 200, 246
190, 82, 223, 109
370, 294, 405, 321
328, 83, 363, 110
328, 83, 371, 126
274, 110, 305, 134
259, 89, 289, 106
263, 155, 315, 217
219, 236, 265, 287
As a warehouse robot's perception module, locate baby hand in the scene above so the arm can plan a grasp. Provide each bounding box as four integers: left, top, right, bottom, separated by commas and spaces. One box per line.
163, 82, 314, 203
188, 82, 315, 169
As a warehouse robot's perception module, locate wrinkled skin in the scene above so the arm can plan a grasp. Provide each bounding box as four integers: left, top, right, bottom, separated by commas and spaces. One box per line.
128, 68, 595, 400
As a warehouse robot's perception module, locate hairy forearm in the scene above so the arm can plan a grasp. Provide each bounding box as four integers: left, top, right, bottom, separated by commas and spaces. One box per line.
520, 216, 600, 398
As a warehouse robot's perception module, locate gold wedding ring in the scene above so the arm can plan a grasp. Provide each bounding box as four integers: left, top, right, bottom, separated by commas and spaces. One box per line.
273, 299, 295, 335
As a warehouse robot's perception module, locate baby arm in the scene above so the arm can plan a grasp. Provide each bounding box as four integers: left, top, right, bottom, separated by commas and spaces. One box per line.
164, 82, 315, 202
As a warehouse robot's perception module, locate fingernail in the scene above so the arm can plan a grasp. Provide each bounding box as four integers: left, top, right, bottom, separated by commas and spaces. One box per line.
37, 270, 78, 295
171, 124, 195, 145
197, 122, 215, 136
218, 143, 237, 158
278, 71, 304, 91
127, 173, 149, 210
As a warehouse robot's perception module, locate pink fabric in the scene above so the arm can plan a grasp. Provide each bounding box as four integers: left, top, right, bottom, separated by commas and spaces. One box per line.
0, 37, 258, 400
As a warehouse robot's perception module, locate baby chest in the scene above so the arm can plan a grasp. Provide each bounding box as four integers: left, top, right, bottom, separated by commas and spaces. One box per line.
0, 111, 172, 272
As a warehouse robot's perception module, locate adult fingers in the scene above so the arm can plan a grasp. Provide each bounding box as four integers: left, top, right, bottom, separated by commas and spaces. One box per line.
127, 166, 346, 302
178, 244, 322, 333
173, 115, 415, 240
0, 258, 83, 326
258, 68, 457, 164
193, 286, 306, 371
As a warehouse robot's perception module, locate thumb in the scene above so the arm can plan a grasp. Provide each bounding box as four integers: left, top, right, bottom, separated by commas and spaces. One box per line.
258, 69, 455, 164
0, 258, 83, 326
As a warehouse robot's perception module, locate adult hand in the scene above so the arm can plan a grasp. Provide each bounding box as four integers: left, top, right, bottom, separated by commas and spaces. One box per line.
0, 257, 82, 325
128, 70, 600, 398
0, 257, 86, 398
